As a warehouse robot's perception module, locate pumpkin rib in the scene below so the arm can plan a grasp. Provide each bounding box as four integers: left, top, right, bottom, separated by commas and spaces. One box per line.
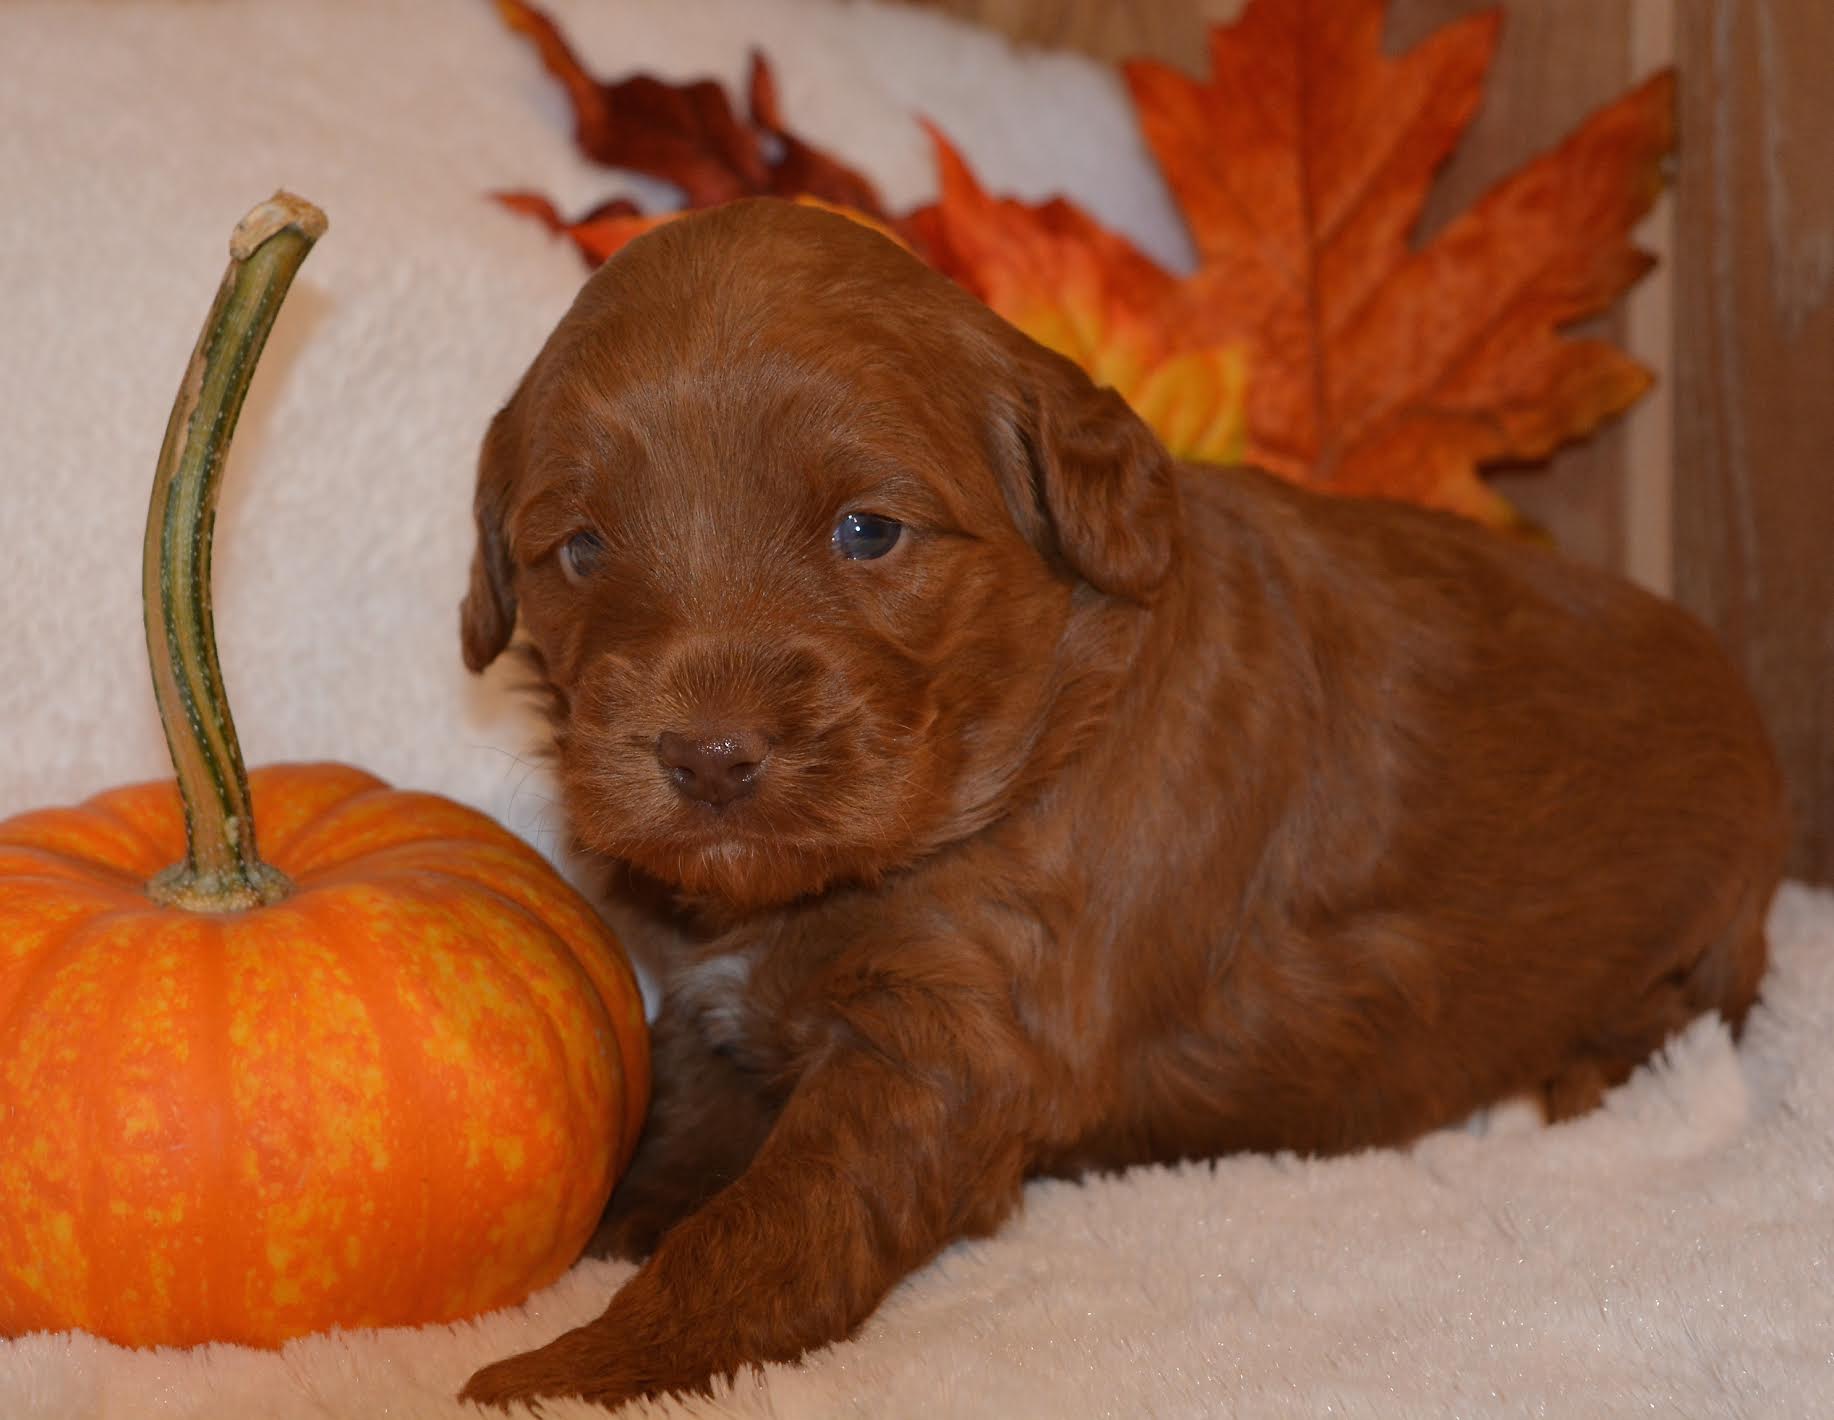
315, 842, 616, 969
198, 911, 242, 1344
160, 912, 221, 1338
292, 889, 439, 1331
0, 844, 154, 893
0, 903, 157, 1066
223, 765, 392, 872
73, 784, 188, 868
386, 867, 616, 1287
390, 862, 625, 1133
0, 866, 147, 914
325, 843, 648, 1171
277, 789, 533, 880
83, 793, 178, 872
300, 839, 552, 898
253, 773, 393, 863
0, 904, 148, 1333
0, 821, 163, 887
80, 910, 166, 1343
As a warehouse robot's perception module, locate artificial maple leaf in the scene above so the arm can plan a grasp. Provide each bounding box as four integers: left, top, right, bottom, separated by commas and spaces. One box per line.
745, 56, 890, 218
918, 129, 1246, 465
495, 0, 900, 244
499, 191, 908, 269
493, 190, 665, 266
1123, 0, 1672, 522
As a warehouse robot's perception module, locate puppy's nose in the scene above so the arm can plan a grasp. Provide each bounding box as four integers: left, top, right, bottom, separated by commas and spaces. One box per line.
657, 728, 769, 807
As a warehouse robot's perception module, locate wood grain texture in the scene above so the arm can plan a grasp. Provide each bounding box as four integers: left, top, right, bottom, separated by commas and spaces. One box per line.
1674, 0, 1834, 883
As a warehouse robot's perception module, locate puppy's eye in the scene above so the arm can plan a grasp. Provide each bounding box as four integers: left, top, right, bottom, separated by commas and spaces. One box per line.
558, 529, 605, 585
832, 512, 903, 561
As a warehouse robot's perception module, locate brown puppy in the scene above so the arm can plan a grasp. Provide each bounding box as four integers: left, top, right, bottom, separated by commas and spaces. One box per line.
456, 198, 1787, 1408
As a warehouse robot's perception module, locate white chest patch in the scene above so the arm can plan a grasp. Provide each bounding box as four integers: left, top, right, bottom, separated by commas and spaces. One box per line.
674, 949, 758, 1053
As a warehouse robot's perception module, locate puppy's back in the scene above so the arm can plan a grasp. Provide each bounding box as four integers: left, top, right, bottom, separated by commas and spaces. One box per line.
1086, 465, 1788, 1155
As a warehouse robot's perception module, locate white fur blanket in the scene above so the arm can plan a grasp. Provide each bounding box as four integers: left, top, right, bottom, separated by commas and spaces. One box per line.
2, 2, 1828, 1416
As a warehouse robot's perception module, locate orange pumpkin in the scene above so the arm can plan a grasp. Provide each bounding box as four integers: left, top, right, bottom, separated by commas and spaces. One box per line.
0, 765, 647, 1347
0, 195, 647, 1348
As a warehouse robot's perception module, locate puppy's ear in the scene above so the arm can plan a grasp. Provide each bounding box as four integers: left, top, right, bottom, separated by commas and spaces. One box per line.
994, 342, 1178, 601
460, 404, 521, 672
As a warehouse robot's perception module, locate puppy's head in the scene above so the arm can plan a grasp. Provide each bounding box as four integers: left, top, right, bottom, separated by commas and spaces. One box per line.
463, 199, 1178, 910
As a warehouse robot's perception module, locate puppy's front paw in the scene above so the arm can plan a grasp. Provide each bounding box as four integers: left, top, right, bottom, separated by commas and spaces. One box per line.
458, 1352, 551, 1412
459, 1324, 639, 1411
460, 1316, 729, 1413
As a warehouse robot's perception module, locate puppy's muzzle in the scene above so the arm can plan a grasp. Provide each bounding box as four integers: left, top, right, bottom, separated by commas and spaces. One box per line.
658, 727, 770, 808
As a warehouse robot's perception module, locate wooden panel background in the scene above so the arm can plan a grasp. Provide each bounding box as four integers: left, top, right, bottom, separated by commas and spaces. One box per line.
1674, 2, 1834, 883
904, 0, 1833, 884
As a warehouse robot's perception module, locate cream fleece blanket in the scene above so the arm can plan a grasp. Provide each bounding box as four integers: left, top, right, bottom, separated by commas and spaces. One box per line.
2, 2, 1828, 1416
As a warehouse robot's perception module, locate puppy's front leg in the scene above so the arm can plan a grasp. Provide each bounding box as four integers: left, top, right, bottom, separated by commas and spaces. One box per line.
589, 997, 778, 1261
460, 1014, 1027, 1409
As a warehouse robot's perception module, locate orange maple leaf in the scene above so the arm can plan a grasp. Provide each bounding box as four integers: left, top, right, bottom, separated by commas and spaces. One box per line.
494, 190, 666, 266
917, 129, 1247, 465
1122, 0, 1672, 522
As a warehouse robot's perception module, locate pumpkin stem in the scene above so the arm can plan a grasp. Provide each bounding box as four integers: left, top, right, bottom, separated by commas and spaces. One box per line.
143, 194, 327, 912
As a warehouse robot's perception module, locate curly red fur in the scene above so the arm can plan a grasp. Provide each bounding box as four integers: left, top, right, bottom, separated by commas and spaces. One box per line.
457, 199, 1787, 1410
